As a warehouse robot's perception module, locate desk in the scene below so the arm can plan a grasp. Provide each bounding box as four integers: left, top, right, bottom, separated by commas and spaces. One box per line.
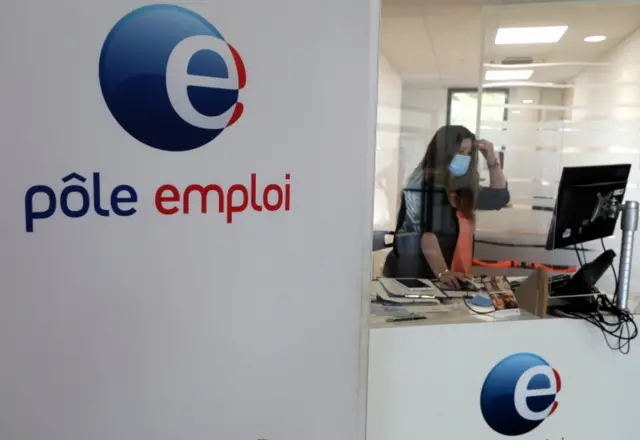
367, 304, 640, 439
370, 279, 539, 327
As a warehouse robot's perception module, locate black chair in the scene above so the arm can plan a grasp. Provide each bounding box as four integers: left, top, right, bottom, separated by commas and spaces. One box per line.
372, 230, 394, 252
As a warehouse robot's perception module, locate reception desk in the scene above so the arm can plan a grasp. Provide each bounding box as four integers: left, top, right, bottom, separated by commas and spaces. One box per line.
367, 280, 640, 439
370, 276, 542, 325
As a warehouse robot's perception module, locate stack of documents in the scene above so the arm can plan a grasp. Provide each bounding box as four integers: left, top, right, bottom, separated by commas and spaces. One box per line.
373, 279, 453, 313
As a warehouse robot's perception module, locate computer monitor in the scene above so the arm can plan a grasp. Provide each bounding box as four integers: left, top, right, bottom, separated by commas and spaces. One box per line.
545, 164, 631, 251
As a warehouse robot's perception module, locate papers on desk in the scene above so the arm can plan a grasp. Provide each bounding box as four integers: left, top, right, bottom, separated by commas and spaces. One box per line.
371, 303, 410, 317
480, 276, 521, 319
371, 301, 453, 317
377, 278, 443, 304
374, 279, 453, 313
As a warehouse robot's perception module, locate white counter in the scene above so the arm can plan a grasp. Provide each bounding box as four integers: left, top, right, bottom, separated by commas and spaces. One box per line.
367, 308, 640, 440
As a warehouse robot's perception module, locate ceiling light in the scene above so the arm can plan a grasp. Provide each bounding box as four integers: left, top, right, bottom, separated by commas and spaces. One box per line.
495, 26, 568, 45
522, 99, 533, 104
512, 110, 521, 114
584, 35, 606, 43
485, 70, 534, 81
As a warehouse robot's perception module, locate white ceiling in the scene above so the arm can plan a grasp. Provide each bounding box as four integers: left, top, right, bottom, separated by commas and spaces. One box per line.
380, 0, 640, 86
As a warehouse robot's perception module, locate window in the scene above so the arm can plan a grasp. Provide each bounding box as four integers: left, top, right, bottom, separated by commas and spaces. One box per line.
446, 89, 509, 130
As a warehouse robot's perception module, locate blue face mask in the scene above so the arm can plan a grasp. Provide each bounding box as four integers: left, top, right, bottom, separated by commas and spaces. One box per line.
448, 154, 471, 177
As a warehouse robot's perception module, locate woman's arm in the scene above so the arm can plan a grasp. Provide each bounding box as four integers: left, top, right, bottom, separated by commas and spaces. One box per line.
421, 233, 466, 288
420, 232, 449, 276
476, 139, 507, 189
477, 186, 510, 210
487, 154, 507, 189
476, 139, 510, 210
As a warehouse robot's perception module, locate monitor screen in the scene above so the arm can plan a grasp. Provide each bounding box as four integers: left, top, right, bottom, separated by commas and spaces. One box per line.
545, 164, 631, 250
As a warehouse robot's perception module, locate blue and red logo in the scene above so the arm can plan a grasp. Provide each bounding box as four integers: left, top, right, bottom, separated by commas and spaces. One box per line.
480, 353, 561, 436
99, 4, 246, 152
22, 5, 293, 233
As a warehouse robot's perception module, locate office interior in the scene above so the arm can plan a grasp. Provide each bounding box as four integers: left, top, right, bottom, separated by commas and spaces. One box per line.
371, 0, 640, 323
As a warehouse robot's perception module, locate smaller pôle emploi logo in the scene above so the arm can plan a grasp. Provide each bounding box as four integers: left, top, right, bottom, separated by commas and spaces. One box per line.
23, 5, 290, 233
480, 353, 561, 436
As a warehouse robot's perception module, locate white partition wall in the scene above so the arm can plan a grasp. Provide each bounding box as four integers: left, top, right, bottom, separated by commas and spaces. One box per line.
0, 1, 379, 439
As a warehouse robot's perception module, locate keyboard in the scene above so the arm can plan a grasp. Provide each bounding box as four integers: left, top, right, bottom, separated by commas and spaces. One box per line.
459, 279, 481, 292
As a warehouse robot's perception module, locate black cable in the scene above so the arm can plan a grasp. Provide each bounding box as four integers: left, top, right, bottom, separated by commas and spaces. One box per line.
594, 294, 636, 353
574, 243, 583, 266
550, 238, 636, 354
580, 243, 588, 264
550, 289, 637, 354
557, 313, 634, 353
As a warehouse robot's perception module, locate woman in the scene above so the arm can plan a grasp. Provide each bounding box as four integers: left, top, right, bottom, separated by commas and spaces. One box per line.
383, 125, 510, 289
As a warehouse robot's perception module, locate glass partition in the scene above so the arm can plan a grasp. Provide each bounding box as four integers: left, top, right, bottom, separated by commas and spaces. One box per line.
372, 0, 640, 327
477, 1, 640, 309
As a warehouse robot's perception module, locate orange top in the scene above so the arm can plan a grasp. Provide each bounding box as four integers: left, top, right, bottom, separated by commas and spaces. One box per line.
451, 211, 475, 276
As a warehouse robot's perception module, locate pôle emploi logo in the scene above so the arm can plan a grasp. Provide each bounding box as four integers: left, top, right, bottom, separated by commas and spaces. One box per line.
480, 353, 561, 436
24, 4, 291, 233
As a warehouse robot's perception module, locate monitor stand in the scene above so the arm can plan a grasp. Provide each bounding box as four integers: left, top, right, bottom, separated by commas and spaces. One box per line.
616, 200, 639, 310
598, 198, 639, 310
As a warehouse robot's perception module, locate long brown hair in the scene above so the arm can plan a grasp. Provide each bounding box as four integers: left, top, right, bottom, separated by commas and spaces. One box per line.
420, 125, 480, 220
